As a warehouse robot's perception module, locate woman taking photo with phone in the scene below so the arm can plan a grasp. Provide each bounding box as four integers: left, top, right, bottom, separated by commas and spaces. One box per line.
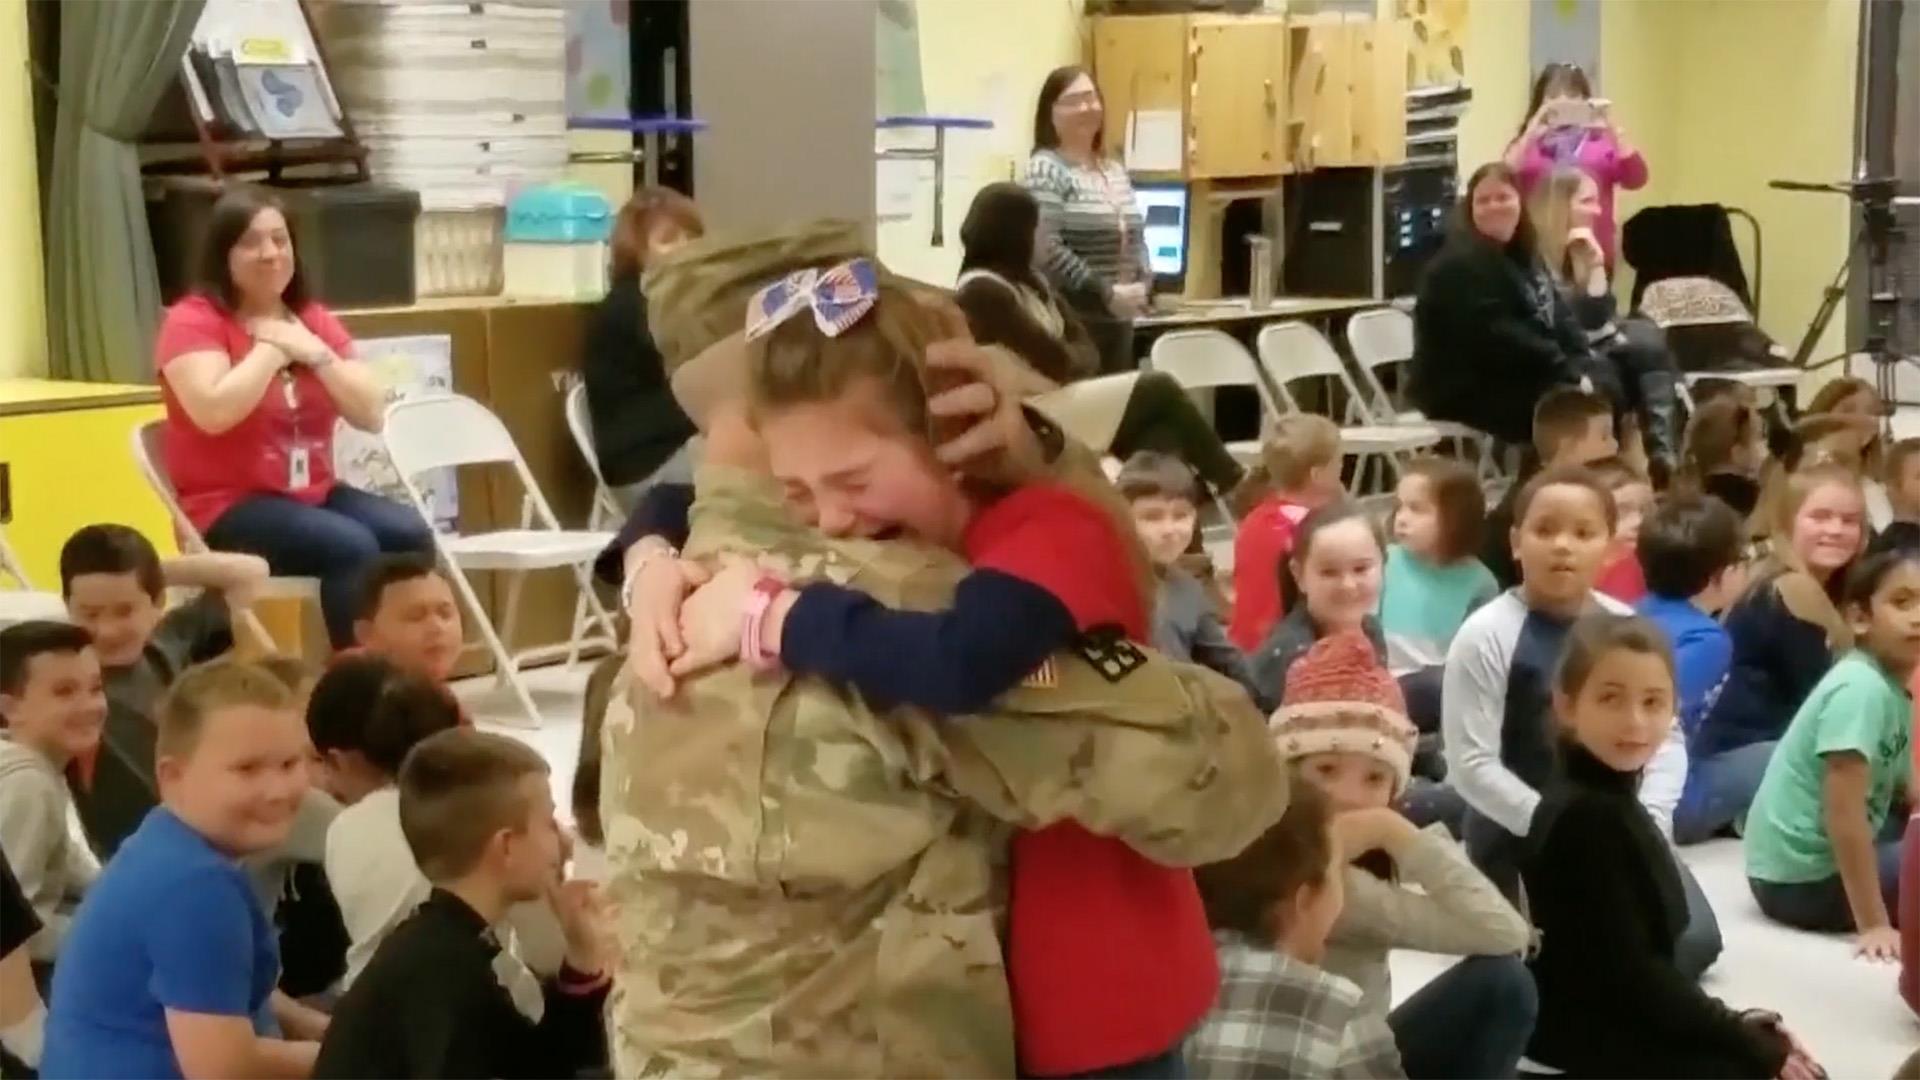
1505, 62, 1648, 266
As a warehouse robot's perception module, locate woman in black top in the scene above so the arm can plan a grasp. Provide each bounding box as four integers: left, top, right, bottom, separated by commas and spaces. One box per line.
1410, 163, 1592, 446
1530, 166, 1683, 483
1522, 614, 1814, 1079
579, 187, 704, 510
956, 183, 1251, 506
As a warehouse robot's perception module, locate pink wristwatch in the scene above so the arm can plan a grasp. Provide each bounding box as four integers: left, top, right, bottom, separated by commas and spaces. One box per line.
741, 576, 787, 672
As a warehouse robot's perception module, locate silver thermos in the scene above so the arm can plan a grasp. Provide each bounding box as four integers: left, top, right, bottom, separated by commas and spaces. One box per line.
1248, 235, 1274, 309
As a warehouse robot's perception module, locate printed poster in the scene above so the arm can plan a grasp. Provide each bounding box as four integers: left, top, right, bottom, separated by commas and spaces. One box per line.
333, 334, 458, 532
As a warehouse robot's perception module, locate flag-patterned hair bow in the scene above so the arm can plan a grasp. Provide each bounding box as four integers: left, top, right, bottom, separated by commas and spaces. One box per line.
744, 258, 880, 342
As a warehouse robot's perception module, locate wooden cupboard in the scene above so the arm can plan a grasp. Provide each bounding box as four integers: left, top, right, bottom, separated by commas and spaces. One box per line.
1090, 12, 1408, 180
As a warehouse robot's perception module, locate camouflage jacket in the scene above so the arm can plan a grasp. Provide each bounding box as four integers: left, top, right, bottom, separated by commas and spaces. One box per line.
601, 468, 1287, 1078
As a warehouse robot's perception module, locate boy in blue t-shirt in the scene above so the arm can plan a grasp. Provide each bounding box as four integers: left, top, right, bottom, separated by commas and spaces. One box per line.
1633, 495, 1751, 844
42, 661, 326, 1080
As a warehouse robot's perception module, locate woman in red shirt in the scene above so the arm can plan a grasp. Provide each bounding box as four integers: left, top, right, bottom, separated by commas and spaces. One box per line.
154, 187, 432, 648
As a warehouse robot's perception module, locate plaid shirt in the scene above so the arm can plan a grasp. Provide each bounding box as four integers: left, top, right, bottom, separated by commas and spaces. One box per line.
1190, 932, 1407, 1079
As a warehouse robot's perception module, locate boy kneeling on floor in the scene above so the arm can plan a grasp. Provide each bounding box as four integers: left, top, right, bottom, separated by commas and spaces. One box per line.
314, 728, 609, 1079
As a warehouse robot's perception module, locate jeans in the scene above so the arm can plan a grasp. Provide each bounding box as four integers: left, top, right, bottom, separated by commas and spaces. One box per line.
1390, 955, 1538, 1079
1674, 858, 1724, 980
1111, 370, 1247, 495
1048, 1044, 1186, 1079
1749, 817, 1904, 932
205, 484, 435, 647
1674, 740, 1777, 845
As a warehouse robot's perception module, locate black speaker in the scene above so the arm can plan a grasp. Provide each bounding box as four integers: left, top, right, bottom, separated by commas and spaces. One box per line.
1281, 168, 1378, 298
1384, 163, 1458, 298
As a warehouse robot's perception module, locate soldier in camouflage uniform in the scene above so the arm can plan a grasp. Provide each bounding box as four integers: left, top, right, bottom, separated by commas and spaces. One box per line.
600, 226, 1288, 1077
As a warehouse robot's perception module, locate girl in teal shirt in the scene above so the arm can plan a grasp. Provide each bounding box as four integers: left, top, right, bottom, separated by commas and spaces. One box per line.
1379, 457, 1500, 671
1745, 549, 1920, 961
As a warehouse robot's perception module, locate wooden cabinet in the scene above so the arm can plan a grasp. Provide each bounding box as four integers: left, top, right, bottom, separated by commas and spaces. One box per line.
1189, 16, 1289, 179
1091, 14, 1188, 171
1090, 13, 1408, 180
1289, 15, 1409, 169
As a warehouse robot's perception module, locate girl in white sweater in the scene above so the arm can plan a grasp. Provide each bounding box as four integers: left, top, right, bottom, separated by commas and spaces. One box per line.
1273, 630, 1536, 1079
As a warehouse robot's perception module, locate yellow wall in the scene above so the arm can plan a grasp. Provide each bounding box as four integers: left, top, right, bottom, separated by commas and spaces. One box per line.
877, 0, 1085, 285
1456, 0, 1531, 177
1604, 0, 1858, 367
0, 0, 47, 379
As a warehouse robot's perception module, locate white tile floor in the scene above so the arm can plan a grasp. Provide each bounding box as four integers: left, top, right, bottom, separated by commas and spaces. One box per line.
463, 665, 1920, 1079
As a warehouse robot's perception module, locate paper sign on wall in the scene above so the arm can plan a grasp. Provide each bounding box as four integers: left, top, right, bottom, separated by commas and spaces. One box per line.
1125, 110, 1183, 172
332, 335, 458, 532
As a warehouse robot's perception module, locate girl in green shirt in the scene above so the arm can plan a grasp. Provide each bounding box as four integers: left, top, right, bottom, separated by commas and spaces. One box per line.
1745, 549, 1920, 962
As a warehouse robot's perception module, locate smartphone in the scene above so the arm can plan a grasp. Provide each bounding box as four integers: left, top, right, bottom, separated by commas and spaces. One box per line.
1546, 98, 1601, 129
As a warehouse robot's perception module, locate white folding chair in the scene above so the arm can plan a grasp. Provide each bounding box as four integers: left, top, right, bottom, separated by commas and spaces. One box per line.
1345, 307, 1494, 479
1254, 321, 1442, 493
1146, 329, 1266, 468
128, 420, 318, 650
381, 394, 618, 726
562, 380, 623, 532
0, 523, 67, 627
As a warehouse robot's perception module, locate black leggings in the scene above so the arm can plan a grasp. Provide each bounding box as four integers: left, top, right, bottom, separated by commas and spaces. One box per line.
1110, 370, 1248, 495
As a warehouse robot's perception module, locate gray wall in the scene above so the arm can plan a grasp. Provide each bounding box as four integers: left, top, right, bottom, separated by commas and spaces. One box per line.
690, 0, 876, 237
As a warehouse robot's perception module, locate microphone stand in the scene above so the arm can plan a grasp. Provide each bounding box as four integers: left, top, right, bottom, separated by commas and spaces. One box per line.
1771, 178, 1920, 420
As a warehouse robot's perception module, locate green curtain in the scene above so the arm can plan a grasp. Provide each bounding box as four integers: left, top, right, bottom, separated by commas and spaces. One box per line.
45, 0, 205, 384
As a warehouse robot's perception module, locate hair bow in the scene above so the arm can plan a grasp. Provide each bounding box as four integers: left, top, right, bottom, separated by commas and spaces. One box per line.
744, 258, 879, 342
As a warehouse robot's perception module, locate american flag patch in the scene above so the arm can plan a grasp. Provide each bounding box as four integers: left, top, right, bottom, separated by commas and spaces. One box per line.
1020, 658, 1058, 689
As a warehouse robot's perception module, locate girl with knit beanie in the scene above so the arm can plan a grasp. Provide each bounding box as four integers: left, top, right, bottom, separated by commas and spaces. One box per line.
1273, 631, 1537, 1080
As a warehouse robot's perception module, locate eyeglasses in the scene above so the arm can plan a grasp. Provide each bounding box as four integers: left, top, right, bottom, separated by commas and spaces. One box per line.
1055, 90, 1100, 109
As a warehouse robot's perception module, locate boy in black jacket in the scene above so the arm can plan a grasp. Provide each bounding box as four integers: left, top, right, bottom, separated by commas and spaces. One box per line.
315, 730, 609, 1079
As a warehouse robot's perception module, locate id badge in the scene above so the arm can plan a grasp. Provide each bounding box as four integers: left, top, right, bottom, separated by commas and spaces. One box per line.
289, 446, 311, 489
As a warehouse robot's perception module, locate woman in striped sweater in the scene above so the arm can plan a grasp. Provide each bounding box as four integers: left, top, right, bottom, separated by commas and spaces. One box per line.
1025, 66, 1152, 374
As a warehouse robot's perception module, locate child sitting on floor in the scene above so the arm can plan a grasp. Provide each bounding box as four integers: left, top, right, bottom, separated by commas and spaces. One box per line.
1633, 495, 1752, 844
1746, 549, 1919, 962
1230, 414, 1344, 650
1522, 614, 1816, 1078
1693, 464, 1866, 845
1254, 503, 1452, 808
1870, 438, 1920, 556
1117, 451, 1259, 702
1378, 456, 1498, 672
307, 655, 466, 986
1189, 781, 1405, 1079
314, 729, 610, 1079
1482, 387, 1617, 589
348, 555, 464, 684
1590, 456, 1655, 602
0, 623, 104, 966
56, 525, 269, 855
42, 661, 328, 1079
1678, 397, 1769, 528
1274, 631, 1533, 1080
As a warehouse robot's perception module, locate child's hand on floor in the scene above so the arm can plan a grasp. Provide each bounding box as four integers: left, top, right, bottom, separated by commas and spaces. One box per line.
1855, 924, 1901, 963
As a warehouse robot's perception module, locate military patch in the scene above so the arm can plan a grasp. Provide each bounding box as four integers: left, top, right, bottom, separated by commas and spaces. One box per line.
1019, 658, 1058, 689
1073, 625, 1147, 683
